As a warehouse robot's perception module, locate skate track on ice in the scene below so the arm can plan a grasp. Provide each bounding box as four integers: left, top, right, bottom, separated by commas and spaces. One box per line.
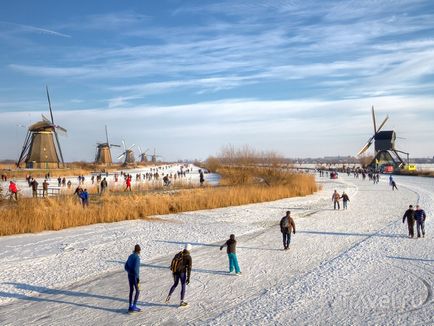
0, 174, 432, 325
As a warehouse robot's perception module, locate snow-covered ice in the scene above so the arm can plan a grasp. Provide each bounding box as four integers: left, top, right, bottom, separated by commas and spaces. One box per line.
0, 173, 432, 325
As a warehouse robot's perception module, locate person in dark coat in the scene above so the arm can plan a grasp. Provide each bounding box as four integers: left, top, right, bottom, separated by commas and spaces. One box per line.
402, 205, 415, 238
414, 205, 427, 238
31, 179, 39, 198
391, 180, 398, 191
125, 244, 141, 312
220, 234, 241, 274
341, 191, 350, 210
166, 244, 192, 307
280, 211, 296, 250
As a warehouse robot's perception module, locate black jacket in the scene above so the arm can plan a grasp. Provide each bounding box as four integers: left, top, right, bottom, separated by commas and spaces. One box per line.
175, 250, 192, 279
403, 209, 415, 223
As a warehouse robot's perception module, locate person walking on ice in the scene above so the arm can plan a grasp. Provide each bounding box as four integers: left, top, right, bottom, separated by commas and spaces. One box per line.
332, 190, 341, 210
124, 244, 141, 313
166, 244, 192, 307
341, 191, 350, 210
391, 180, 398, 191
220, 234, 241, 275
280, 211, 296, 250
402, 205, 415, 238
414, 205, 426, 238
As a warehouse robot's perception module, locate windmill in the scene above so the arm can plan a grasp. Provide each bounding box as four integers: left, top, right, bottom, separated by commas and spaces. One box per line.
95, 125, 121, 166
137, 146, 150, 163
357, 106, 410, 170
117, 140, 135, 165
17, 86, 67, 169
149, 148, 162, 164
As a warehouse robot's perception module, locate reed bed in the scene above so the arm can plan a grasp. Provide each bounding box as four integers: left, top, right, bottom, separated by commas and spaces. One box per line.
0, 169, 317, 236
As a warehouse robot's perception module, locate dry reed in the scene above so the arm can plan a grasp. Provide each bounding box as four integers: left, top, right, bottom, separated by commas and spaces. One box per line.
0, 170, 317, 236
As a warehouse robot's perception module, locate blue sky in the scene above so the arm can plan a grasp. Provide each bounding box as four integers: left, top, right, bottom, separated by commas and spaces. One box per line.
1, 0, 434, 161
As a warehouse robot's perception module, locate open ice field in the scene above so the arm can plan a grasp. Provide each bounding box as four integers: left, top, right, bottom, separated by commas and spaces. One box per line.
0, 173, 432, 325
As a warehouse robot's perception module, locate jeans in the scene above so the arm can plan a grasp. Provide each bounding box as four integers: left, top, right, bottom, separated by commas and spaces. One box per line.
228, 253, 241, 273
343, 201, 348, 209
169, 272, 186, 300
333, 200, 340, 210
128, 274, 140, 307
416, 220, 425, 237
282, 232, 291, 249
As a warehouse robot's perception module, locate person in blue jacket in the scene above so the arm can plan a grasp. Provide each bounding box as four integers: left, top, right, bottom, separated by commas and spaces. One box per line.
414, 205, 427, 238
125, 244, 141, 312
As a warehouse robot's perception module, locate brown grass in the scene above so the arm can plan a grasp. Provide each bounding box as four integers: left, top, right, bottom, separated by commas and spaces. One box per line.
0, 168, 317, 236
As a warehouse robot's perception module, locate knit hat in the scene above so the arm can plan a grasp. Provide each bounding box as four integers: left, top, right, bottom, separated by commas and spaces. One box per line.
184, 243, 192, 251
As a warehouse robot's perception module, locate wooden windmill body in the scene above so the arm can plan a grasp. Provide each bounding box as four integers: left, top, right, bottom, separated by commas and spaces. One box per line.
17, 87, 66, 169
95, 126, 120, 166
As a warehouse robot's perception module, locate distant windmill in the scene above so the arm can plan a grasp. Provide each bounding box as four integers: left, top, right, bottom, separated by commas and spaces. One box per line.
357, 106, 410, 169
95, 125, 121, 165
149, 148, 163, 164
17, 86, 67, 169
137, 146, 150, 163
117, 140, 135, 165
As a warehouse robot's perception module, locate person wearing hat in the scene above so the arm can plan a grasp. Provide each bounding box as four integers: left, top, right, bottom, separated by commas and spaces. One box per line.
125, 244, 141, 312
402, 205, 415, 238
166, 243, 192, 307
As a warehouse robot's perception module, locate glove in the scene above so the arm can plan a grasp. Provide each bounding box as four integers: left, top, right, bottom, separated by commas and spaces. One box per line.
137, 278, 140, 284
186, 278, 190, 285
293, 231, 296, 234
220, 246, 223, 251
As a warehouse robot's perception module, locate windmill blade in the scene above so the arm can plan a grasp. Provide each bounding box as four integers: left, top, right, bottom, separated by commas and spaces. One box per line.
357, 138, 374, 156
376, 115, 389, 132
55, 125, 67, 134
122, 140, 126, 151
371, 106, 377, 133
41, 114, 51, 122
143, 148, 149, 154
105, 125, 109, 144
110, 144, 121, 147
138, 146, 142, 155
117, 152, 126, 160
128, 143, 135, 150
46, 85, 55, 124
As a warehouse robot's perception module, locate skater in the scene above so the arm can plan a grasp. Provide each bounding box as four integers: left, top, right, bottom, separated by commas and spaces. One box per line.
8, 181, 18, 201
414, 205, 426, 238
42, 180, 49, 197
389, 175, 393, 186
280, 211, 296, 250
125, 176, 132, 191
199, 170, 205, 186
402, 205, 415, 238
220, 234, 241, 275
79, 189, 89, 207
100, 177, 108, 194
166, 244, 192, 307
341, 191, 350, 210
391, 180, 398, 191
332, 190, 340, 210
124, 244, 141, 312
31, 179, 39, 198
